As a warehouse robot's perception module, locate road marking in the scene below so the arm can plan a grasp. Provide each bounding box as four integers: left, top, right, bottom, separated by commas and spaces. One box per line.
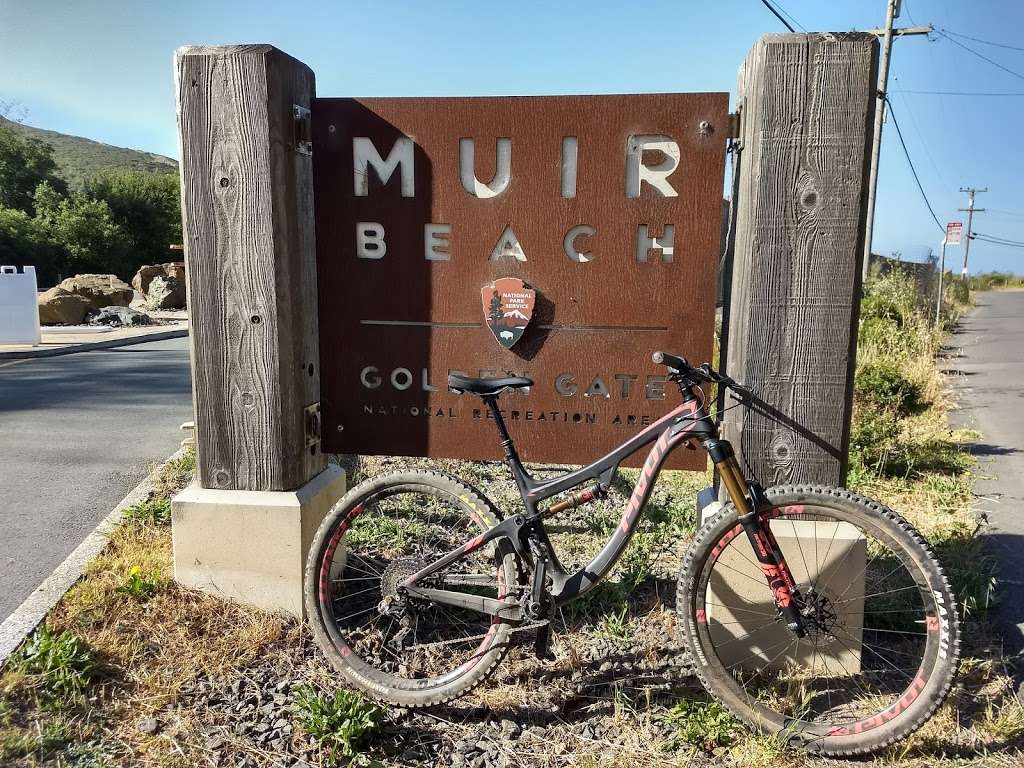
0, 358, 32, 369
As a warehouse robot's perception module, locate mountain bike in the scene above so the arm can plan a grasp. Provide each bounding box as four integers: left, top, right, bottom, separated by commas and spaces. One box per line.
305, 352, 959, 756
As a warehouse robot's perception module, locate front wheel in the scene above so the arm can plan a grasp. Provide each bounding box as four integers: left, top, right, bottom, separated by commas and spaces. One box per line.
678, 486, 960, 756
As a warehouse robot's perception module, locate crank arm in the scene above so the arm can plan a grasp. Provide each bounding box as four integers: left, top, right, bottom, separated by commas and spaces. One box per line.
404, 586, 523, 621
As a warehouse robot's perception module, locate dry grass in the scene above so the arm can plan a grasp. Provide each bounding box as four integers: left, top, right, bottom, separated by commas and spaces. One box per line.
0, 447, 290, 766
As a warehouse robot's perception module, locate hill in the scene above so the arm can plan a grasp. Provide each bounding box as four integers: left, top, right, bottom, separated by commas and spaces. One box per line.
0, 117, 178, 188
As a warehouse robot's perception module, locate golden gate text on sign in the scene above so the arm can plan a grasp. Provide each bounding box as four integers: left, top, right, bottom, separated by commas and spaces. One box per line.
313, 93, 728, 468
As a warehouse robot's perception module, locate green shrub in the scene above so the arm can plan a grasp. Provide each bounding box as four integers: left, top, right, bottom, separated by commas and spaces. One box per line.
293, 686, 381, 762
855, 361, 926, 416
849, 408, 899, 474
9, 626, 96, 698
969, 271, 1024, 292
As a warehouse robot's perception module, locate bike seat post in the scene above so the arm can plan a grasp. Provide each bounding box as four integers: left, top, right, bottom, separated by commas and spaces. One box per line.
483, 395, 520, 464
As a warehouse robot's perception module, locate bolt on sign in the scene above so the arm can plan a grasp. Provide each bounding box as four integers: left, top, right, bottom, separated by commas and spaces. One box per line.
312, 94, 728, 468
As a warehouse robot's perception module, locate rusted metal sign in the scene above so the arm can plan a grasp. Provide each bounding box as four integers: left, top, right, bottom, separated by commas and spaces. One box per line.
312, 94, 728, 468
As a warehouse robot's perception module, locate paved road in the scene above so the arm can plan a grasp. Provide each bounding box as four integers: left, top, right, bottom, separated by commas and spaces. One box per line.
949, 290, 1024, 657
0, 337, 192, 621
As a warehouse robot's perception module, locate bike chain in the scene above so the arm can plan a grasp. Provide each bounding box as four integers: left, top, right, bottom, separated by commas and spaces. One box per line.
408, 619, 550, 651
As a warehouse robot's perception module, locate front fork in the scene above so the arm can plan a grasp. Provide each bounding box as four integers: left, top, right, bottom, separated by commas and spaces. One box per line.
711, 441, 807, 638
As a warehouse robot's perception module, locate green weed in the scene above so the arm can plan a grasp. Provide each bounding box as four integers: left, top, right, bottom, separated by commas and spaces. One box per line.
7, 625, 96, 699
594, 605, 632, 641
121, 495, 171, 525
293, 685, 381, 763
115, 564, 162, 600
662, 696, 742, 750
346, 514, 428, 555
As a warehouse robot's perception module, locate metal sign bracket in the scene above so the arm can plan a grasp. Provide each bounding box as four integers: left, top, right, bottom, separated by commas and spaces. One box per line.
293, 105, 312, 156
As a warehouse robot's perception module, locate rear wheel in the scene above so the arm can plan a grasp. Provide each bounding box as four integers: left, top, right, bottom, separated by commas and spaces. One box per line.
304, 470, 520, 707
678, 486, 959, 756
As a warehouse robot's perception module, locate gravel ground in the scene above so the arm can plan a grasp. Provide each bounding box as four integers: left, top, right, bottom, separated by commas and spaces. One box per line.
174, 623, 702, 768
162, 453, 713, 767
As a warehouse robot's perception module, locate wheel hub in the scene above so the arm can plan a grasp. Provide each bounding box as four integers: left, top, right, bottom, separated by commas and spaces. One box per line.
797, 585, 841, 642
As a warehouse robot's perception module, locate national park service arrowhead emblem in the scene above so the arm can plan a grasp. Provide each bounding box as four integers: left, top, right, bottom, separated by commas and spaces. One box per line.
481, 277, 535, 349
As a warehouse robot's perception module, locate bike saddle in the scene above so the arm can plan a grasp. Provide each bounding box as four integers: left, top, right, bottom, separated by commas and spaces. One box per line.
447, 374, 533, 397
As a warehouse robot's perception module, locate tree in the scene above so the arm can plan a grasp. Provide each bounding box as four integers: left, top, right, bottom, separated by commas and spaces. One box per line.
86, 170, 181, 273
0, 205, 61, 284
33, 181, 131, 278
489, 292, 503, 325
0, 120, 67, 213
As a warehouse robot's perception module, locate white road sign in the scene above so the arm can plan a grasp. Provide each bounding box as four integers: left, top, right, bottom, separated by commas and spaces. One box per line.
946, 222, 963, 246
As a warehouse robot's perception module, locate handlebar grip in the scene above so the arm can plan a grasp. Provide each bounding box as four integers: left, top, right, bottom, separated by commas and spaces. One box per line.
652, 351, 688, 370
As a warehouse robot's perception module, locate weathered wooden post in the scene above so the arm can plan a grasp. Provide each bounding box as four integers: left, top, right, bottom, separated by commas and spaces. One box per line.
721, 33, 878, 486
170, 45, 345, 616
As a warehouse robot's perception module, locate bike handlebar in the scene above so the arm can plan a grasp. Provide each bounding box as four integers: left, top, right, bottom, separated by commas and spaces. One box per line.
651, 350, 687, 370
651, 350, 752, 400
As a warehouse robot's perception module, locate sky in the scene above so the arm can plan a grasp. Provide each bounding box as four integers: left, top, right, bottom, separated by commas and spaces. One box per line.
1, 0, 1023, 274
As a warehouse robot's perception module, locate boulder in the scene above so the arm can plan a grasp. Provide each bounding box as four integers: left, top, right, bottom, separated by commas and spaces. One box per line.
57, 274, 134, 309
37, 287, 92, 325
166, 262, 186, 281
86, 305, 153, 328
132, 262, 186, 294
131, 264, 164, 294
147, 275, 186, 310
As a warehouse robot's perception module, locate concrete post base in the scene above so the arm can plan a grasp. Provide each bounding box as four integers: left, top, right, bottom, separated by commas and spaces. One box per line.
171, 465, 346, 617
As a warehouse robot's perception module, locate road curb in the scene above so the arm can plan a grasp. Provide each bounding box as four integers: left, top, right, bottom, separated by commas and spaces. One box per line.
0, 446, 190, 668
0, 327, 189, 360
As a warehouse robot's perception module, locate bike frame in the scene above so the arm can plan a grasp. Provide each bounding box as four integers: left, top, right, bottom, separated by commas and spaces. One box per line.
402, 382, 807, 631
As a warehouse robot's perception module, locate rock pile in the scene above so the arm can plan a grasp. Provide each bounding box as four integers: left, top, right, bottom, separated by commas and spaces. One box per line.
37, 274, 135, 325
132, 262, 187, 310
86, 306, 152, 328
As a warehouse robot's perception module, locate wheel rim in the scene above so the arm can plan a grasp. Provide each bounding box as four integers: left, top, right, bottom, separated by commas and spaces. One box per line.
692, 502, 949, 744
316, 484, 516, 693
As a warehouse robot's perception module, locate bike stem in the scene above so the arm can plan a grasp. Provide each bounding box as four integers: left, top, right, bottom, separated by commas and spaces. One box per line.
706, 437, 807, 638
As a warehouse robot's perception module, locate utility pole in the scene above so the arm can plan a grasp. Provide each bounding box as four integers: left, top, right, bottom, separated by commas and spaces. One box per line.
958, 187, 986, 275
861, 1, 934, 282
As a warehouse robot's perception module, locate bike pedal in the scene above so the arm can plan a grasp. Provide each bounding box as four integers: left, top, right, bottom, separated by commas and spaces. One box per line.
533, 623, 555, 661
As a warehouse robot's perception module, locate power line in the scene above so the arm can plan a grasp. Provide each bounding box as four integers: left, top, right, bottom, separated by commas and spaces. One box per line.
884, 96, 945, 234
757, 0, 797, 33
895, 85, 951, 190
894, 89, 1024, 96
973, 235, 1024, 249
974, 232, 1024, 246
771, 0, 806, 32
937, 27, 1024, 53
934, 29, 1024, 81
